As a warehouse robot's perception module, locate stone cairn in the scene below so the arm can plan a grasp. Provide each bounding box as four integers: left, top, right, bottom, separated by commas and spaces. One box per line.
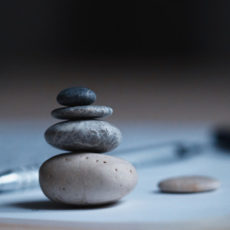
39, 87, 137, 205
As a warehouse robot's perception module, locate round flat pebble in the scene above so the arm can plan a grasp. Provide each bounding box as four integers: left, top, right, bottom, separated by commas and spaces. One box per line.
51, 105, 113, 120
57, 87, 96, 106
158, 175, 220, 193
45, 120, 122, 152
39, 153, 138, 205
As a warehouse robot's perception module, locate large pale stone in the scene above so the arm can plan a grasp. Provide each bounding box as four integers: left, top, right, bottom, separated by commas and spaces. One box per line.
39, 153, 138, 205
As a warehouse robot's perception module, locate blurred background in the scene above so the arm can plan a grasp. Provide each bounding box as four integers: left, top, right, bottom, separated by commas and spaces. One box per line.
1, 0, 230, 123
0, 2, 230, 226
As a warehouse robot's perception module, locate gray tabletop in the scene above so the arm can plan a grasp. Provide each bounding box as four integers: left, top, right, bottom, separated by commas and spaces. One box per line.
0, 121, 229, 226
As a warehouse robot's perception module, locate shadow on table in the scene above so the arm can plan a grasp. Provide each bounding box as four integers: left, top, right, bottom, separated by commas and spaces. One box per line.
2, 199, 123, 211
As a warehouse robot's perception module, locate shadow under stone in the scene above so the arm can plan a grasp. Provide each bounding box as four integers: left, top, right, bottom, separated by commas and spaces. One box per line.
151, 189, 216, 195
8, 199, 123, 211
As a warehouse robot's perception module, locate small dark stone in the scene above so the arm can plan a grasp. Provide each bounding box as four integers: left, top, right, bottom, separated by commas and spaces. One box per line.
57, 87, 96, 106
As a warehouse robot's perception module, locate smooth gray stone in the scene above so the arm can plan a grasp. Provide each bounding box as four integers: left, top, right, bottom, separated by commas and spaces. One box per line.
39, 153, 138, 205
158, 175, 220, 193
45, 120, 122, 152
57, 87, 96, 106
51, 105, 113, 120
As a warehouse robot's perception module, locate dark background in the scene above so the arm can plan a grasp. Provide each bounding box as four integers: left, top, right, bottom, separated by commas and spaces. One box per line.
1, 0, 230, 59
0, 0, 230, 123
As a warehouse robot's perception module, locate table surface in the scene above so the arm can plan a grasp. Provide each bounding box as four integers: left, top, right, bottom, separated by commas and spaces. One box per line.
0, 121, 229, 229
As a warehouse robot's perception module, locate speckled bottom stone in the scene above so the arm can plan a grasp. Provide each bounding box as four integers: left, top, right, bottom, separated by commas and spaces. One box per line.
158, 175, 220, 193
39, 153, 138, 205
45, 120, 122, 152
51, 105, 113, 120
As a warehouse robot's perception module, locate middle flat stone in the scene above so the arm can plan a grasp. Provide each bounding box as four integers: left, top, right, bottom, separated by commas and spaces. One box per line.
51, 105, 113, 120
45, 120, 122, 152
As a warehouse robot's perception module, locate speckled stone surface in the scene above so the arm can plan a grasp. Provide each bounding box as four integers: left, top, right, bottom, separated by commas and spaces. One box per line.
57, 87, 96, 106
45, 120, 122, 152
39, 153, 137, 205
51, 105, 113, 120
158, 175, 220, 193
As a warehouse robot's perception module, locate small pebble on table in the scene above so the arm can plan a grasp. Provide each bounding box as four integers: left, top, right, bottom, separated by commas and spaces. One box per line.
158, 175, 220, 193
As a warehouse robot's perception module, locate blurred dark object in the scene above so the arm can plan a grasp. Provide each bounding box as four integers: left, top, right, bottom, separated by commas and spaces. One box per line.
214, 127, 230, 151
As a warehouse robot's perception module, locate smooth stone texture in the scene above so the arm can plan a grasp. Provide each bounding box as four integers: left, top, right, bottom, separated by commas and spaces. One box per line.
51, 105, 113, 120
158, 175, 220, 193
45, 120, 122, 152
57, 87, 96, 106
39, 153, 138, 205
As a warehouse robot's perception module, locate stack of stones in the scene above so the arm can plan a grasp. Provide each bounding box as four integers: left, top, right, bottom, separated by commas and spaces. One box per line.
39, 87, 137, 206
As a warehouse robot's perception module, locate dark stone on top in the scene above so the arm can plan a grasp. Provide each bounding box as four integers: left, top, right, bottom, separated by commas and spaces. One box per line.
51, 105, 113, 120
57, 87, 96, 106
